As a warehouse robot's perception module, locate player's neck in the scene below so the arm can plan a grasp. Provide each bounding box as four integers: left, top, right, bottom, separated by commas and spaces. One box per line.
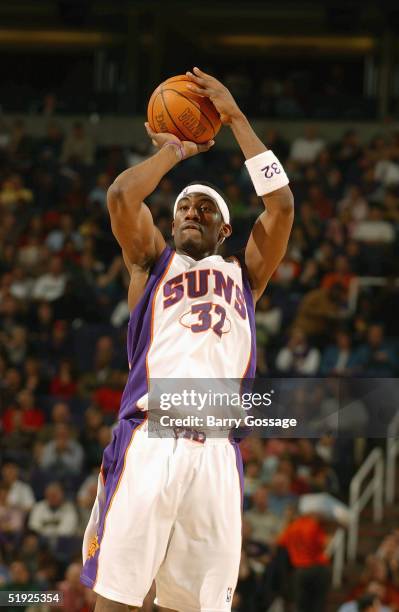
176, 247, 219, 261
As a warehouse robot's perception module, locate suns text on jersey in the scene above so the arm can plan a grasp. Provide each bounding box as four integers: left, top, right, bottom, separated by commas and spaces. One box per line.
162, 269, 247, 319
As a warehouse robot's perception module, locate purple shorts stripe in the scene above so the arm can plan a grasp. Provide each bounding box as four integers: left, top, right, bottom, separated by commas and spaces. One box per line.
80, 418, 146, 589
230, 437, 244, 510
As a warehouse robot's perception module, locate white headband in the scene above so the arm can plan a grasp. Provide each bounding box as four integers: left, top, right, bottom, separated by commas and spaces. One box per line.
173, 184, 230, 224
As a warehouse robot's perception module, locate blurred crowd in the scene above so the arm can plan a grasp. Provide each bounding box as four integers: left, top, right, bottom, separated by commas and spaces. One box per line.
338, 530, 399, 612
1, 116, 399, 611
3, 62, 376, 120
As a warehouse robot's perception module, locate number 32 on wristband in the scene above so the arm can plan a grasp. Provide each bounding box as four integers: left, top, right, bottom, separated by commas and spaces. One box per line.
261, 163, 281, 179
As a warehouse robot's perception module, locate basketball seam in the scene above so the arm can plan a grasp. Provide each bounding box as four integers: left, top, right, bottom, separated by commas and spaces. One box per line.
150, 92, 157, 133
159, 89, 189, 141
162, 88, 217, 138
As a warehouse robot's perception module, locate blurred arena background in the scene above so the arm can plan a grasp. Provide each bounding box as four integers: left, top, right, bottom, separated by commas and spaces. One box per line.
1, 1, 399, 611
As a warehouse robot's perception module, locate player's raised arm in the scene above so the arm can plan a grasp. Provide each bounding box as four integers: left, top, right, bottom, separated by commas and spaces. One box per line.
186, 67, 294, 302
107, 124, 214, 270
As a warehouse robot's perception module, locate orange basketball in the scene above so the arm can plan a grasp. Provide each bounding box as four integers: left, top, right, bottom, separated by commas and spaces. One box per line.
147, 75, 221, 144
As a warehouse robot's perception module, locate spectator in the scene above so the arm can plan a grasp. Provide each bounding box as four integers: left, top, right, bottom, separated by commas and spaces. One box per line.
355, 324, 398, 377
297, 259, 320, 293
0, 482, 25, 536
293, 284, 347, 340
255, 295, 282, 345
336, 129, 362, 167
77, 475, 98, 535
352, 205, 395, 244
61, 121, 94, 166
2, 389, 44, 435
372, 277, 399, 338
276, 458, 310, 496
38, 320, 73, 367
9, 266, 34, 301
245, 486, 285, 546
38, 121, 63, 161
243, 460, 263, 506
278, 513, 331, 612
275, 328, 321, 375
16, 532, 41, 578
54, 562, 87, 612
272, 255, 301, 287
88, 173, 110, 210
268, 473, 298, 516
1, 462, 35, 512
49, 360, 77, 399
307, 183, 333, 220
78, 406, 104, 470
40, 424, 84, 477
339, 586, 389, 612
46, 213, 83, 253
38, 401, 73, 443
5, 326, 29, 367
17, 236, 48, 273
78, 335, 122, 397
357, 594, 384, 612
320, 330, 359, 376
1, 367, 22, 405
0, 174, 33, 211
338, 185, 369, 221
232, 549, 258, 612
0, 561, 39, 610
321, 255, 355, 295
28, 482, 78, 538
32, 256, 67, 302
8, 119, 34, 166
290, 126, 326, 164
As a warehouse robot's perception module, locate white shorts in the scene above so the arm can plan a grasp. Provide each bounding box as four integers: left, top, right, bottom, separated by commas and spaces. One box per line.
80, 418, 243, 612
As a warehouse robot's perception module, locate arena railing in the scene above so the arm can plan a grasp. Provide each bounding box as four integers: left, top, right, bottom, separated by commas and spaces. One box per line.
347, 447, 384, 561
348, 276, 399, 315
327, 527, 346, 587
385, 410, 399, 505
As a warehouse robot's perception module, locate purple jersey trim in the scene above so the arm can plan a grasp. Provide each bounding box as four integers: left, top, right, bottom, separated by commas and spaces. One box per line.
234, 262, 256, 444
118, 246, 174, 421
80, 418, 144, 588
241, 268, 256, 379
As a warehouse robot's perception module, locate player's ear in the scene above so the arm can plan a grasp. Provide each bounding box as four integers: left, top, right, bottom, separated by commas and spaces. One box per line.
171, 220, 175, 236
220, 223, 232, 240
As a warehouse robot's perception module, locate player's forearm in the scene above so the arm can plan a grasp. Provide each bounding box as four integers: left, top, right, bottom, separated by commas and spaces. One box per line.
229, 112, 267, 159
109, 145, 180, 208
231, 113, 294, 213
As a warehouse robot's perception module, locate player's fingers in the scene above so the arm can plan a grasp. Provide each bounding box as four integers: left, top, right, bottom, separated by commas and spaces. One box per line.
187, 83, 218, 99
144, 122, 155, 137
186, 71, 207, 86
193, 66, 214, 80
186, 83, 207, 96
197, 139, 215, 153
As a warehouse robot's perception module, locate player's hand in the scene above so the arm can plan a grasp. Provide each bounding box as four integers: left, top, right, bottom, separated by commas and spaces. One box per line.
185, 67, 243, 125
144, 122, 214, 160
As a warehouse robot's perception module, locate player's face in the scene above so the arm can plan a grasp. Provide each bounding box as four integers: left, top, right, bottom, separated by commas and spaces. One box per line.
172, 193, 231, 259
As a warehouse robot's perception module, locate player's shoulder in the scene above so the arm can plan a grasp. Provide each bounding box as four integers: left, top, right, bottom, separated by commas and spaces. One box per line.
224, 249, 246, 270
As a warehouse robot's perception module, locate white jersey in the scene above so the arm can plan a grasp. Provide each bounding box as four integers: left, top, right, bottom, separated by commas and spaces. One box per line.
119, 246, 256, 420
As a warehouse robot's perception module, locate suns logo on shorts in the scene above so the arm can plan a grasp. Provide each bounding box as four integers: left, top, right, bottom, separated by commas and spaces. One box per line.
87, 534, 100, 559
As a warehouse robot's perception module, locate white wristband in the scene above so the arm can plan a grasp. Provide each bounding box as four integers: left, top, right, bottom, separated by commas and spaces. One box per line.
245, 150, 289, 196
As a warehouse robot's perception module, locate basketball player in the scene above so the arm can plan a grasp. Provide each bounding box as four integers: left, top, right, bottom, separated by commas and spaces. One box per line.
81, 67, 294, 612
